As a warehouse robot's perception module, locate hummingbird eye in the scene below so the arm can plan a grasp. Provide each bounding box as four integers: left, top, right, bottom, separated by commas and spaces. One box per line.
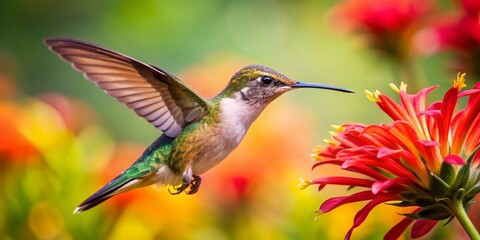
260, 75, 274, 85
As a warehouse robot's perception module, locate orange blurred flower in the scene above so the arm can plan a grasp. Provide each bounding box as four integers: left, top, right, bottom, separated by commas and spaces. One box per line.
179, 53, 249, 98
0, 68, 39, 162
39, 93, 97, 133
0, 103, 39, 162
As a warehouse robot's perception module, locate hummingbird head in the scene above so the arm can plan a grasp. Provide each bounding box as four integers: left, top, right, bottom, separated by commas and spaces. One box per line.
219, 64, 353, 106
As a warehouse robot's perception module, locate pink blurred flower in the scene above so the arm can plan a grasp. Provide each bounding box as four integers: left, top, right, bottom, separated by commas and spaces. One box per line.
458, 0, 480, 17
301, 74, 480, 239
428, 0, 480, 79
333, 0, 431, 59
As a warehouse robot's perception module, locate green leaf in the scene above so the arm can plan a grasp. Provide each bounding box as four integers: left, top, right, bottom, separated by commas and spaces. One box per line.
400, 212, 420, 220
439, 161, 456, 185
399, 191, 419, 200
451, 161, 471, 191
417, 206, 452, 220
466, 146, 480, 165
443, 216, 455, 226
347, 185, 357, 191
465, 168, 480, 190
430, 172, 451, 197
387, 201, 416, 207
415, 197, 438, 207
466, 183, 480, 197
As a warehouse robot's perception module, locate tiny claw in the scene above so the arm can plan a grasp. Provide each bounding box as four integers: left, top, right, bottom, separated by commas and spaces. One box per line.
168, 178, 191, 195
186, 175, 202, 195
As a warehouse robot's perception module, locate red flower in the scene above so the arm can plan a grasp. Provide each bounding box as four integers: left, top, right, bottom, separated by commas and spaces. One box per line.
429, 0, 480, 79
333, 0, 431, 59
435, 15, 480, 54
459, 0, 480, 17
301, 73, 480, 239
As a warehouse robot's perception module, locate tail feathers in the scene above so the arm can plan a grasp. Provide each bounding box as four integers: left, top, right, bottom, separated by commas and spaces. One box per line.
73, 176, 140, 214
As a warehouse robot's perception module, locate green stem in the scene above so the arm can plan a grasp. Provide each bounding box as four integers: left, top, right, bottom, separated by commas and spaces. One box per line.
450, 200, 480, 240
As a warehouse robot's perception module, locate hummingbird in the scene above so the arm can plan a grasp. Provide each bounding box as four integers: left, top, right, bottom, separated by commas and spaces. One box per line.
44, 38, 353, 213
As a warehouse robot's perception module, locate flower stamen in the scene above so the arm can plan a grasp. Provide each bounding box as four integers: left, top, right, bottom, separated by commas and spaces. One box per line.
297, 178, 313, 190
365, 90, 381, 102
331, 124, 345, 132
453, 72, 467, 90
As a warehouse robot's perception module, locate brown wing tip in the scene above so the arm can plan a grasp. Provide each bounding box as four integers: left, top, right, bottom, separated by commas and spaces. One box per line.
44, 38, 110, 55
44, 37, 86, 46
44, 38, 84, 55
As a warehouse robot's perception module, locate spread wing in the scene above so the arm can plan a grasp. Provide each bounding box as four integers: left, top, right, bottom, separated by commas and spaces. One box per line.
45, 38, 209, 138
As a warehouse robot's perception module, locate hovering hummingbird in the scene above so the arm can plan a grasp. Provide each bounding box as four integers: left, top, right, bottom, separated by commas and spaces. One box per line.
44, 38, 353, 213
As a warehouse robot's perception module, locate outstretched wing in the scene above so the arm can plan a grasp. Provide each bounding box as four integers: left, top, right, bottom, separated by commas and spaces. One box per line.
45, 38, 209, 138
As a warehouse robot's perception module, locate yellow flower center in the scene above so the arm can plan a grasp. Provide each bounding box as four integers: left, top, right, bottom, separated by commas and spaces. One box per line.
297, 178, 313, 190
331, 124, 345, 132
453, 72, 467, 90
389, 82, 407, 93
365, 90, 381, 102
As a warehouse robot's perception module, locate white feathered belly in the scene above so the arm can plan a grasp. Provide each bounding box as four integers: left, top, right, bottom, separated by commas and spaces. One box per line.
154, 96, 263, 187
192, 97, 262, 175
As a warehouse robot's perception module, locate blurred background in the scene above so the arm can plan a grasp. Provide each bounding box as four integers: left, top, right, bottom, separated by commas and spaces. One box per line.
1, 0, 479, 239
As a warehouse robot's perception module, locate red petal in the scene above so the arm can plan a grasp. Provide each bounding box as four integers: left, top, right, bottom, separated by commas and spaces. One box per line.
342, 158, 417, 180
438, 84, 463, 157
444, 154, 465, 165
465, 111, 480, 155
458, 89, 480, 97
377, 147, 402, 158
311, 176, 374, 188
455, 87, 480, 155
376, 147, 427, 181
418, 109, 441, 117
473, 151, 480, 166
345, 195, 397, 240
320, 191, 375, 213
376, 94, 405, 121
412, 86, 438, 114
411, 219, 437, 238
417, 140, 439, 147
371, 179, 397, 194
312, 160, 343, 170
384, 216, 415, 240
389, 121, 425, 153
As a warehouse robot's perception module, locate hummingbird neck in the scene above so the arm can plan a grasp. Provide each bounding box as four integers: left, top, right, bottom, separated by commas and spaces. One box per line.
217, 92, 266, 135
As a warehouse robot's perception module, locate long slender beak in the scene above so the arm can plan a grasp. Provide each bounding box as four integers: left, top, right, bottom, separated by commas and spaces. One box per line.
291, 82, 354, 93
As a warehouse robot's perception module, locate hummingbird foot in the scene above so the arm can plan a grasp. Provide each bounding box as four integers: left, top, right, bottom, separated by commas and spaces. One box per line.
168, 175, 202, 195
186, 175, 201, 195
168, 180, 190, 195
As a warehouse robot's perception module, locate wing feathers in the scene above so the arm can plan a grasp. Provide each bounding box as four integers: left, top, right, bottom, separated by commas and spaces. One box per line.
144, 107, 169, 121
126, 97, 163, 109
45, 38, 209, 138
117, 92, 161, 103
136, 102, 166, 117
151, 111, 171, 126
96, 81, 152, 90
